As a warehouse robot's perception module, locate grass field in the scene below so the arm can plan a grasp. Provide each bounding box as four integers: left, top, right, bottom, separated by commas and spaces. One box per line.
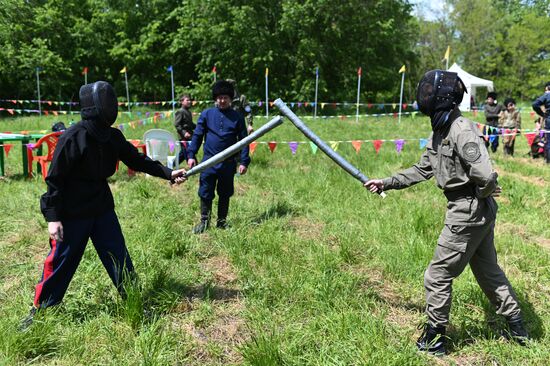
1, 110, 549, 365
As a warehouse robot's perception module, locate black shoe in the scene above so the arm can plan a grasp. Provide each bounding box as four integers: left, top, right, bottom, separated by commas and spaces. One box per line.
193, 219, 209, 234
19, 307, 37, 331
416, 323, 446, 356
506, 315, 530, 346
216, 219, 228, 229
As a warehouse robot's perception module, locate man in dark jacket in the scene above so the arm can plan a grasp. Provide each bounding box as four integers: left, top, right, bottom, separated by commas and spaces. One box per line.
22, 81, 186, 329
187, 80, 250, 233
532, 81, 550, 163
174, 94, 196, 163
484, 92, 504, 153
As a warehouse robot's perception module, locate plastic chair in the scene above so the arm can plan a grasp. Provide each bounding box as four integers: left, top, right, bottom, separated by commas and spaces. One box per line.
27, 131, 63, 179
143, 129, 180, 169
119, 139, 147, 176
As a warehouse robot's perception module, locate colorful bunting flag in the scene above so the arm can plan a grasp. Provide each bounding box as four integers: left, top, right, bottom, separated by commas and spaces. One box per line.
330, 141, 340, 151
309, 142, 318, 154
268, 141, 277, 153
351, 140, 362, 154
4, 144, 13, 157
525, 133, 536, 146
394, 139, 405, 153
289, 142, 299, 155
168, 141, 175, 153
372, 140, 383, 154
419, 138, 428, 149
249, 142, 258, 155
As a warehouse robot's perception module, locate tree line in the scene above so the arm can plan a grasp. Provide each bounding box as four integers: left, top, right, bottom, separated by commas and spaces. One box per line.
0, 0, 548, 104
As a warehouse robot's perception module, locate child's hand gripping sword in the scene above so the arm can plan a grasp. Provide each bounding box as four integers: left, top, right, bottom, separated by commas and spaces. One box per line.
274, 99, 386, 198
182, 116, 284, 178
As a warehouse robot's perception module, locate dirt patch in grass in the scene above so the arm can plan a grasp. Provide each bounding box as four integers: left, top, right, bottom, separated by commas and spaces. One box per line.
202, 255, 238, 285
288, 217, 325, 241
496, 167, 547, 187
170, 254, 248, 364
497, 222, 550, 250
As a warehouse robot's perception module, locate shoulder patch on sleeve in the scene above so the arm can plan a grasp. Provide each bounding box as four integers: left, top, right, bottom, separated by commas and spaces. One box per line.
462, 142, 481, 162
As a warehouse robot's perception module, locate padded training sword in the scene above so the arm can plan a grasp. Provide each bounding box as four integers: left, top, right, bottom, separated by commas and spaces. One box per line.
183, 115, 284, 178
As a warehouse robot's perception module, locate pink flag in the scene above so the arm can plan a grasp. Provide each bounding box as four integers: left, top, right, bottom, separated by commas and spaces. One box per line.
372, 140, 383, 154
168, 141, 175, 153
288, 142, 298, 155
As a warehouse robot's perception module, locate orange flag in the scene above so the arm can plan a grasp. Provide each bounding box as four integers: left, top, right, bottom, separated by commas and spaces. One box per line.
351, 140, 363, 154
249, 142, 258, 155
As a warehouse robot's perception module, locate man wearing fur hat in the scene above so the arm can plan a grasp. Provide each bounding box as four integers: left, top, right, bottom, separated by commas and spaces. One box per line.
484, 92, 504, 153
187, 80, 250, 234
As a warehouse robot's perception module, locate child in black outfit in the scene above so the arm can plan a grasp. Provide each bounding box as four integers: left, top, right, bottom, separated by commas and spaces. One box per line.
22, 81, 186, 328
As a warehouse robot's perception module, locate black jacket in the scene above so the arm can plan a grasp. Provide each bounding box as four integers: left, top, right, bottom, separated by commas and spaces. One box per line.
40, 122, 172, 221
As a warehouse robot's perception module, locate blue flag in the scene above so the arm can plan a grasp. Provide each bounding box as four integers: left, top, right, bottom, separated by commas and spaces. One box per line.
167, 65, 173, 72
315, 67, 319, 77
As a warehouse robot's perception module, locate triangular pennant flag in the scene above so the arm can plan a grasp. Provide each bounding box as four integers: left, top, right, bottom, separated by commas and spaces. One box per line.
392, 103, 397, 110
368, 103, 373, 109
288, 142, 299, 155
525, 133, 536, 146
402, 103, 408, 110
372, 140, 383, 153
420, 138, 428, 149
530, 111, 535, 119
394, 139, 405, 153
351, 140, 362, 154
249, 141, 258, 155
168, 141, 175, 153
489, 134, 497, 144
321, 103, 326, 109
411, 111, 417, 119
330, 141, 339, 151
4, 144, 13, 157
268, 141, 277, 153
309, 142, 318, 154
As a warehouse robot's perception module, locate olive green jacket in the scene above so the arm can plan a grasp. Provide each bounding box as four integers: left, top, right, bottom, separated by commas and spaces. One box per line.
382, 111, 498, 226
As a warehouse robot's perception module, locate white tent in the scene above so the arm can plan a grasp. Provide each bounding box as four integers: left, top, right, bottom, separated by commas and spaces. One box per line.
448, 63, 494, 111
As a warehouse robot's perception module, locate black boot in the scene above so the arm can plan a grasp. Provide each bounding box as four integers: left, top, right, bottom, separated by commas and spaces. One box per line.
19, 307, 38, 332
506, 315, 530, 346
216, 196, 230, 229
416, 323, 446, 356
193, 199, 212, 234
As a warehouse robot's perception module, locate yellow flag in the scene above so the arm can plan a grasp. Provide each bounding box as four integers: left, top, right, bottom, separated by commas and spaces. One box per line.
120, 66, 127, 73
399, 65, 406, 73
265, 68, 269, 77
443, 46, 450, 61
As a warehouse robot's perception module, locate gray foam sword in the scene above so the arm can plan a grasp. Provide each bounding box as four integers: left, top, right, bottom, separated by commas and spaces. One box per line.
183, 115, 284, 178
273, 98, 386, 198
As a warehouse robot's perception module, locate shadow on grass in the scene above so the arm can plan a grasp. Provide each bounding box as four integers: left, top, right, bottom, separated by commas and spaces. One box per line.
143, 274, 241, 316
447, 289, 544, 352
249, 200, 300, 225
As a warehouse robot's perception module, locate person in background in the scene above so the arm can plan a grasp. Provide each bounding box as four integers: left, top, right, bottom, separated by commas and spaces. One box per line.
532, 81, 550, 163
484, 92, 504, 153
173, 94, 196, 165
227, 79, 254, 134
187, 80, 250, 234
499, 98, 521, 156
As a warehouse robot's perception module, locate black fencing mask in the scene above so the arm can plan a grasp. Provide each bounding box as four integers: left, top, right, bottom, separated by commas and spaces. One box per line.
416, 70, 466, 131
80, 81, 118, 142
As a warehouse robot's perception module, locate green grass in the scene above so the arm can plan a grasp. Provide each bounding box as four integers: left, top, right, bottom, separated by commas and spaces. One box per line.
1, 111, 549, 365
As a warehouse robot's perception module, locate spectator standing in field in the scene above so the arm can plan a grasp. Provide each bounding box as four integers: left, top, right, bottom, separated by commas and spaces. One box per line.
499, 98, 521, 156
365, 70, 529, 355
187, 80, 250, 234
173, 94, 196, 164
484, 92, 504, 153
532, 81, 550, 163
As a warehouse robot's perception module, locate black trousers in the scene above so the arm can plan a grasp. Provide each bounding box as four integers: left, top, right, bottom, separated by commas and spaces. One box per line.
34, 209, 134, 308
